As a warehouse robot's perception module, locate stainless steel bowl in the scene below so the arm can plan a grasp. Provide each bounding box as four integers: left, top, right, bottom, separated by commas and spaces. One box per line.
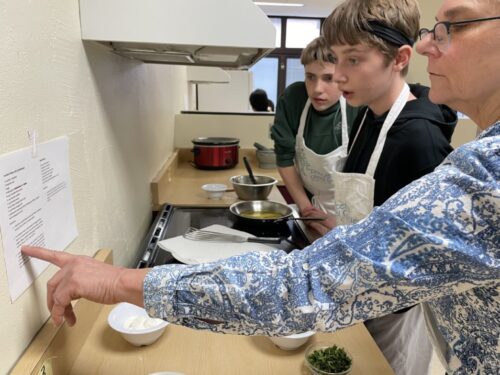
230, 175, 277, 200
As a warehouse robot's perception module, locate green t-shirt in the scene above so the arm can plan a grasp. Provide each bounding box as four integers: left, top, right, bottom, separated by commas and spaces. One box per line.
271, 81, 361, 167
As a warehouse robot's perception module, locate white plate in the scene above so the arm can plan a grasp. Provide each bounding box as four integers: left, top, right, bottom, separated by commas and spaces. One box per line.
158, 224, 273, 264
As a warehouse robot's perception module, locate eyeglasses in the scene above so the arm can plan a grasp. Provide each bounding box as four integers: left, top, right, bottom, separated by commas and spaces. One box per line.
418, 16, 500, 52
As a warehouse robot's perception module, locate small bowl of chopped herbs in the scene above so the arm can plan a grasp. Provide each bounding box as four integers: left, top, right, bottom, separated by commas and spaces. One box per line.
305, 342, 353, 375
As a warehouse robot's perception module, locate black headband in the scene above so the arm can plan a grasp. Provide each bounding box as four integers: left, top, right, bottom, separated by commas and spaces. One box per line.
365, 20, 415, 47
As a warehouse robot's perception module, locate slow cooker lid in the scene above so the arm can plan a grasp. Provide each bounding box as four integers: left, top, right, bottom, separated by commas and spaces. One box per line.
192, 137, 240, 146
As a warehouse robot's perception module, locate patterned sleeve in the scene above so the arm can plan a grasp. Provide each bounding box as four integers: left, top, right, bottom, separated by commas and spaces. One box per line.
143, 129, 499, 337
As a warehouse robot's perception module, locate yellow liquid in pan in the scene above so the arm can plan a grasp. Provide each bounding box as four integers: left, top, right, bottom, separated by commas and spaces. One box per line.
239, 210, 282, 219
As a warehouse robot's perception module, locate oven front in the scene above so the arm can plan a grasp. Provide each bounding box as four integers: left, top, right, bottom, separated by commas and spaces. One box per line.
136, 204, 310, 268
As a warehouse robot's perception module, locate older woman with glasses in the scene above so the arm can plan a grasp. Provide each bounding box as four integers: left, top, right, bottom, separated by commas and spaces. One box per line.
21, 1, 499, 374
418, 16, 500, 52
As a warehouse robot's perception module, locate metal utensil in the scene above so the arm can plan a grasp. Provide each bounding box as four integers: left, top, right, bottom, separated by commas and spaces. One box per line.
243, 156, 258, 184
183, 227, 282, 244
290, 217, 326, 221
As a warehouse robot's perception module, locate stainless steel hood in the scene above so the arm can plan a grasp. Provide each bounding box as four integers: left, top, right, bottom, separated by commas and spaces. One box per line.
79, 0, 276, 69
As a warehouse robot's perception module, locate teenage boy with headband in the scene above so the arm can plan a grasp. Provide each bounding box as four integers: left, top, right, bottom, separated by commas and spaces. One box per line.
317, 0, 458, 373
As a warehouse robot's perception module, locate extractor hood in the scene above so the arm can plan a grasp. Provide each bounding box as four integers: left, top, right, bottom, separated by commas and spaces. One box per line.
79, 0, 276, 69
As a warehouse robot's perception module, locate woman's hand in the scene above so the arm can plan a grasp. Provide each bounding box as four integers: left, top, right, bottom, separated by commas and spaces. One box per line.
21, 246, 149, 327
303, 210, 337, 236
299, 205, 317, 217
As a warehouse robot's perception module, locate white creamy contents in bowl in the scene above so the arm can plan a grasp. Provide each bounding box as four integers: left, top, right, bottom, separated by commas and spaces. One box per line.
124, 315, 164, 330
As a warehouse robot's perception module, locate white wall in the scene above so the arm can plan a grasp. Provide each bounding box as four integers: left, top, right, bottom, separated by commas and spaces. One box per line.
0, 1, 186, 373
197, 70, 253, 112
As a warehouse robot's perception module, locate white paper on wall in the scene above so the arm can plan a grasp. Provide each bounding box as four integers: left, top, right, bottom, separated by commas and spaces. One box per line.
0, 136, 78, 302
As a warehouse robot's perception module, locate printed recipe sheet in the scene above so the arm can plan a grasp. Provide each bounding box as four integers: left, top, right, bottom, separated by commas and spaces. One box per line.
0, 136, 77, 301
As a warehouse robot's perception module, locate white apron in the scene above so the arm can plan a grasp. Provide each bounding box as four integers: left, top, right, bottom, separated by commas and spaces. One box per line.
332, 84, 410, 225
331, 83, 433, 375
294, 96, 348, 214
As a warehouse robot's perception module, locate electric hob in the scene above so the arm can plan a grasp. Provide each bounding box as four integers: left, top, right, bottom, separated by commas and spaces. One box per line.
136, 204, 310, 268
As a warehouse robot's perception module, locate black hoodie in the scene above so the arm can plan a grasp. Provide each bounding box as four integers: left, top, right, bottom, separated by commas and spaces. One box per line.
343, 84, 457, 207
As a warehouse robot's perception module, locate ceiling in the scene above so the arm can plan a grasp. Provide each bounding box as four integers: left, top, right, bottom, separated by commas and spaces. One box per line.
253, 0, 343, 18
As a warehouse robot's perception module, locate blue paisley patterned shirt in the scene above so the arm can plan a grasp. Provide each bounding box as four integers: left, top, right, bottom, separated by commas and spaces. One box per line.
144, 123, 499, 375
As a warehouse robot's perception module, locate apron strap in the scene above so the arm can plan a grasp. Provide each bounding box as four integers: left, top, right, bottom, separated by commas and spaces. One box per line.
366, 83, 411, 177
339, 96, 349, 146
348, 109, 369, 156
297, 99, 311, 136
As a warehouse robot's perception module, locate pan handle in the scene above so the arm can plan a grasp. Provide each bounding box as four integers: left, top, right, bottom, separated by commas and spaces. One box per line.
247, 236, 283, 244
289, 216, 326, 221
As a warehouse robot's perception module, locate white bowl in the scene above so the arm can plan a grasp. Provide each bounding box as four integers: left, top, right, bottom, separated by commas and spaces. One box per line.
269, 331, 315, 350
108, 302, 169, 346
201, 183, 227, 200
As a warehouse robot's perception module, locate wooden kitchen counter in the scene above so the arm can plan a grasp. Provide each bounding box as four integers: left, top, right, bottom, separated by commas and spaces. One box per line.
12, 249, 394, 375
12, 153, 395, 374
151, 148, 284, 210
70, 305, 394, 375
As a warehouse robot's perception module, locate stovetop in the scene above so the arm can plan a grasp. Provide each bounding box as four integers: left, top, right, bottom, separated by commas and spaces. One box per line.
136, 204, 310, 268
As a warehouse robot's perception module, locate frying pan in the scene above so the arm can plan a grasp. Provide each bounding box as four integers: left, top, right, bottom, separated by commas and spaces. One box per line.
229, 200, 325, 225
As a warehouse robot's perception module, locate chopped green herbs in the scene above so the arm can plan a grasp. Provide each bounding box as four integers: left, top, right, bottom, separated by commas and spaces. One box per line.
307, 345, 352, 373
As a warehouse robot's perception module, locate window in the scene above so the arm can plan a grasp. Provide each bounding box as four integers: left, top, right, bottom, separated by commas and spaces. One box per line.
249, 57, 279, 106
285, 19, 321, 48
250, 16, 324, 106
285, 58, 304, 87
271, 18, 282, 48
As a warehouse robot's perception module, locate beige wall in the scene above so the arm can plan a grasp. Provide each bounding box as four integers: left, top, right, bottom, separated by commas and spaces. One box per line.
175, 113, 276, 149
408, 1, 438, 86
410, 1, 478, 148
0, 1, 186, 373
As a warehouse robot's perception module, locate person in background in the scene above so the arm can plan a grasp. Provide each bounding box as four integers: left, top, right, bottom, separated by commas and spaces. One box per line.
249, 89, 273, 112
21, 0, 499, 374
267, 98, 275, 112
271, 36, 360, 226
315, 1, 458, 374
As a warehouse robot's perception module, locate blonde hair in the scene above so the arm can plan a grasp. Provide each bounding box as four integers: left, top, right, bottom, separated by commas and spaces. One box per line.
322, 0, 420, 76
300, 36, 335, 66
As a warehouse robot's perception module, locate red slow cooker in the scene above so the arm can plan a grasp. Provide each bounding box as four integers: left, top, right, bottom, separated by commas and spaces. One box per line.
191, 137, 240, 170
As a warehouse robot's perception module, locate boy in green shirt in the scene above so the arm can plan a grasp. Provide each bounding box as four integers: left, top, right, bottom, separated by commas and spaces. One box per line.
271, 36, 359, 223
